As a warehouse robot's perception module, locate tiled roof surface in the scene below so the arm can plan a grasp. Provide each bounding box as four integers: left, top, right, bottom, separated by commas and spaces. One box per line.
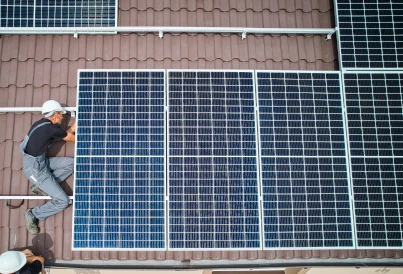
1, 0, 401, 265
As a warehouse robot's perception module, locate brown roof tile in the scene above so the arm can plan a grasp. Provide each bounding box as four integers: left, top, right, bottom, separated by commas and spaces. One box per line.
285, 0, 296, 12
0, 116, 6, 143
1, 139, 12, 169
11, 141, 22, 170
288, 36, 299, 62
0, 169, 11, 194
0, 87, 10, 107
17, 36, 36, 62
268, 0, 279, 12
115, 2, 334, 28
319, 0, 332, 12
300, 0, 312, 12
0, 60, 13, 87
1, 36, 18, 61
34, 36, 52, 61
51, 36, 70, 61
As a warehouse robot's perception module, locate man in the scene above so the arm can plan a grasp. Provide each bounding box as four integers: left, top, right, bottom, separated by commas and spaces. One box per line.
0, 249, 45, 274
21, 100, 76, 235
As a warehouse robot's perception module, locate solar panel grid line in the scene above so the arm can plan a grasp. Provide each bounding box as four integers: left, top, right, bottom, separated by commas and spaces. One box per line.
167, 69, 262, 250
344, 71, 403, 249
256, 70, 355, 250
73, 69, 166, 250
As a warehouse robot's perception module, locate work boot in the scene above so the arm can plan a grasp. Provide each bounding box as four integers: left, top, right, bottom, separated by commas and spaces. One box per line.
30, 185, 48, 196
24, 209, 39, 235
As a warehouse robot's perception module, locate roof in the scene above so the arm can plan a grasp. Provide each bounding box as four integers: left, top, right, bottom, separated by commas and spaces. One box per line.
0, 0, 402, 267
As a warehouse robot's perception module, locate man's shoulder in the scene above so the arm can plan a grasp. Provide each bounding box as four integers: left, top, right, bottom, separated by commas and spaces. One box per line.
19, 260, 42, 274
29, 118, 62, 135
31, 118, 52, 127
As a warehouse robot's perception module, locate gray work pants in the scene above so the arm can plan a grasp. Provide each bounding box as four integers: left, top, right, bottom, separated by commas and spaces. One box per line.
20, 128, 74, 220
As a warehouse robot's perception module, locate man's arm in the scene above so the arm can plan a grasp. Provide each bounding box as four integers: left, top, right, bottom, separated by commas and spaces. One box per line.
22, 249, 46, 274
63, 122, 76, 142
26, 255, 44, 265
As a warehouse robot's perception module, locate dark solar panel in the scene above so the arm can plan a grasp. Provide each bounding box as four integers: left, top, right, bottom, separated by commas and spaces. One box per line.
0, 0, 116, 27
257, 71, 354, 249
337, 0, 403, 68
73, 70, 166, 249
0, 0, 34, 27
345, 72, 403, 248
168, 70, 261, 249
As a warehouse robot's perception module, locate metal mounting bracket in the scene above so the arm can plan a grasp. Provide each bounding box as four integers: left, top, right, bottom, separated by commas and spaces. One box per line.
326, 32, 332, 41
74, 31, 78, 39
159, 30, 163, 39
241, 31, 247, 40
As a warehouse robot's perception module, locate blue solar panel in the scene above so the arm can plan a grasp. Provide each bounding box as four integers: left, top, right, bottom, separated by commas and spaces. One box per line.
0, 0, 117, 27
73, 70, 165, 250
337, 0, 403, 69
256, 71, 354, 249
168, 70, 261, 249
345, 72, 403, 248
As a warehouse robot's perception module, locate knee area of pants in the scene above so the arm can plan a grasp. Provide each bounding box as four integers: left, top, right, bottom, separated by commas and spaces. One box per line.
67, 158, 74, 169
54, 197, 69, 209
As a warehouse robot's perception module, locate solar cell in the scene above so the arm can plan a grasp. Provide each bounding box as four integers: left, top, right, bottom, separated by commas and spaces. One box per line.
344, 71, 403, 248
73, 70, 166, 250
0, 0, 117, 27
256, 71, 354, 249
337, 0, 403, 68
168, 70, 261, 249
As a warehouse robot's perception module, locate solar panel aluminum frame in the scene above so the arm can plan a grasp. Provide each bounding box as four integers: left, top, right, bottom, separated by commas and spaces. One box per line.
339, 70, 357, 249
344, 70, 403, 249
255, 70, 356, 250
333, 0, 344, 72
72, 69, 167, 251
166, 69, 263, 250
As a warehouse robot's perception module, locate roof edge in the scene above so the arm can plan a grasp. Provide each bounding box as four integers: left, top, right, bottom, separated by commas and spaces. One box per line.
48, 258, 403, 269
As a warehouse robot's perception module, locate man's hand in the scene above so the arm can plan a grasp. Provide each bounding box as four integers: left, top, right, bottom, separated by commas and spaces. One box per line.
64, 122, 76, 142
66, 122, 76, 134
22, 249, 34, 257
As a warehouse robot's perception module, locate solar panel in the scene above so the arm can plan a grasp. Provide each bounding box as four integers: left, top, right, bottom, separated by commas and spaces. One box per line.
167, 70, 261, 249
256, 71, 354, 249
337, 0, 403, 69
0, 0, 117, 27
73, 70, 166, 250
0, 0, 34, 27
344, 71, 403, 248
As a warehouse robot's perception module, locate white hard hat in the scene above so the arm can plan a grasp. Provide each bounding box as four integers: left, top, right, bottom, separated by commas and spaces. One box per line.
42, 100, 66, 117
0, 251, 27, 273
